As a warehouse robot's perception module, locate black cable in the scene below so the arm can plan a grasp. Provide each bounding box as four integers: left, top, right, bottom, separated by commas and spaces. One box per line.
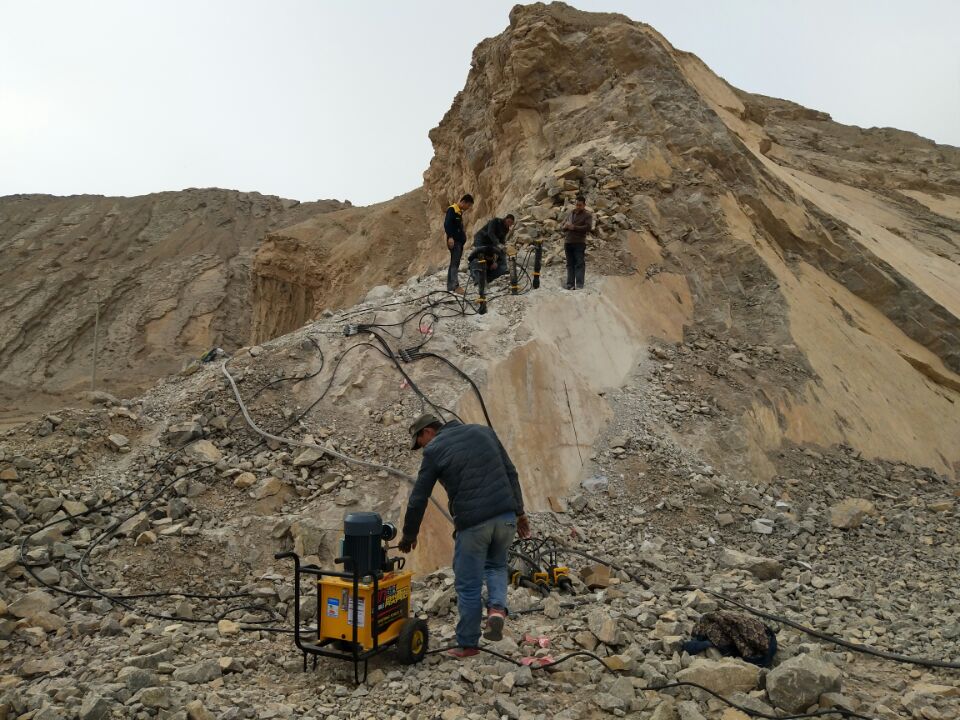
361, 327, 463, 423
654, 682, 872, 720
407, 351, 494, 429
336, 288, 479, 326
74, 465, 282, 626
422, 644, 868, 718
672, 585, 960, 671
23, 339, 354, 622
226, 336, 325, 427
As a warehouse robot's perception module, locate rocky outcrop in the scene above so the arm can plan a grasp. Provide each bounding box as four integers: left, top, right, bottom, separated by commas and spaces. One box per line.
415, 1, 960, 481
250, 189, 431, 342
0, 189, 345, 418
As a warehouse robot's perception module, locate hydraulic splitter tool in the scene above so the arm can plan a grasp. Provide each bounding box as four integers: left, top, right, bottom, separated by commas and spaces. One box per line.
531, 239, 543, 289
275, 512, 428, 683
508, 550, 551, 597
507, 245, 519, 295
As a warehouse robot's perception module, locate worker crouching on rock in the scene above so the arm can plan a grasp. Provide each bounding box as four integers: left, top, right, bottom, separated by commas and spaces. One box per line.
467, 214, 515, 286
399, 413, 531, 658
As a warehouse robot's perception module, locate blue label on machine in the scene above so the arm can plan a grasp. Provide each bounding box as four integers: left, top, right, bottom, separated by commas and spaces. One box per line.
326, 598, 340, 618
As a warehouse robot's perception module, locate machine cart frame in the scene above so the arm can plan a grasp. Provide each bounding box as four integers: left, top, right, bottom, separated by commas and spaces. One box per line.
274, 551, 428, 684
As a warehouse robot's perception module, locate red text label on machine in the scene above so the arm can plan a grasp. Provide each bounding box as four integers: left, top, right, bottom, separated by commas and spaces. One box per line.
375, 583, 409, 634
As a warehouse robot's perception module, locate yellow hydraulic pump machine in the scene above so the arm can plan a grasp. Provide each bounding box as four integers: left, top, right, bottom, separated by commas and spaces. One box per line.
275, 512, 428, 683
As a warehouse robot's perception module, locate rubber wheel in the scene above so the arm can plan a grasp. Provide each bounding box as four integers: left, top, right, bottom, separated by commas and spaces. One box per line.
396, 617, 429, 665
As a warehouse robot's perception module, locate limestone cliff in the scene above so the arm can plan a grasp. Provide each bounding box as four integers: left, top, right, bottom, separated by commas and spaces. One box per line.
415, 2, 960, 480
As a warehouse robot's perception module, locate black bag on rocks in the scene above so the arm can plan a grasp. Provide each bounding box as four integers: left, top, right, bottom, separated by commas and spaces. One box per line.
682, 611, 778, 667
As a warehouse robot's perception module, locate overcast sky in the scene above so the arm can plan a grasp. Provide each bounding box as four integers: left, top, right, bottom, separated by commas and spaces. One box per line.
2, 1, 958, 206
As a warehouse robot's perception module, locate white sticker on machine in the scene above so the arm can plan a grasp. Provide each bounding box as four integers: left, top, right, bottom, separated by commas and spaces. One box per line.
326, 598, 340, 618
346, 597, 365, 627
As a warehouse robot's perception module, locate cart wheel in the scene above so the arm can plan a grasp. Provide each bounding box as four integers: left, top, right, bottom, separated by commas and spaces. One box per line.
397, 618, 429, 664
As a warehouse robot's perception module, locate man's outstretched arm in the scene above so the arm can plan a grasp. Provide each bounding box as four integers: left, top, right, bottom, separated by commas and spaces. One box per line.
400, 452, 440, 548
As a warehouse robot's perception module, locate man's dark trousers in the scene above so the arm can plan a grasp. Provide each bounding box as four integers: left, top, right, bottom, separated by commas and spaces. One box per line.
564, 243, 585, 288
447, 240, 465, 291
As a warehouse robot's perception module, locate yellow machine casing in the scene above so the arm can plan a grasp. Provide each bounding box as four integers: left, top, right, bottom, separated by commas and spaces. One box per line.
318, 570, 412, 650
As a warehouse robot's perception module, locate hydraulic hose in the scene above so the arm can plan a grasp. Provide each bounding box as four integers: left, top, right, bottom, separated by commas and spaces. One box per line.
476, 256, 488, 315
406, 351, 494, 429
221, 359, 453, 524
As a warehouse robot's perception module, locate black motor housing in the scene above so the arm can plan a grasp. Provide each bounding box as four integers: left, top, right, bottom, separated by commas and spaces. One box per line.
340, 512, 397, 578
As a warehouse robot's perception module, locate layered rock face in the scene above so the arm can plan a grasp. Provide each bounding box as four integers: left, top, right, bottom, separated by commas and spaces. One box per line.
250, 189, 431, 342
419, 2, 960, 480
0, 190, 345, 419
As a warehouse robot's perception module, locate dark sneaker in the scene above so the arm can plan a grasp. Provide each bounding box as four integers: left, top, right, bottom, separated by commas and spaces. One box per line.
446, 647, 480, 658
484, 609, 506, 641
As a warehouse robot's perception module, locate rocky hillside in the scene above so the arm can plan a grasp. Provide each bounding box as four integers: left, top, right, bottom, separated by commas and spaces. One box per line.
1, 3, 959, 720
254, 2, 960, 484
0, 190, 347, 423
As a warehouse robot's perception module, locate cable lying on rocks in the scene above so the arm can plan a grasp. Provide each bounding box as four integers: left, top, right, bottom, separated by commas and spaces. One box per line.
221, 358, 454, 524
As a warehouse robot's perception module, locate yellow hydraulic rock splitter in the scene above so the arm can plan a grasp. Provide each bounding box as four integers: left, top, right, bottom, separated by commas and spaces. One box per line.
275, 512, 428, 683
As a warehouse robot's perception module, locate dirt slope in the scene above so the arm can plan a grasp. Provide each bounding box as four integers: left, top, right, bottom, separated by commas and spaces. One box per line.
0, 190, 346, 422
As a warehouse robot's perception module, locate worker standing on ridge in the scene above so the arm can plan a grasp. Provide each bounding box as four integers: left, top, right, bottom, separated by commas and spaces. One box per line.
444, 194, 474, 294
563, 194, 592, 290
467, 214, 515, 285
398, 413, 531, 658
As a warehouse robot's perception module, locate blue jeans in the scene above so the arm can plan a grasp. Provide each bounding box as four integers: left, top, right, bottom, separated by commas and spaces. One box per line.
452, 511, 516, 647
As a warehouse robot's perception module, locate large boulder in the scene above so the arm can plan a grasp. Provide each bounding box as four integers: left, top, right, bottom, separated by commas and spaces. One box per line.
165, 421, 203, 446
172, 660, 221, 684
588, 608, 621, 646
766, 654, 842, 712
184, 439, 222, 464
8, 590, 57, 618
829, 498, 876, 529
718, 548, 782, 580
675, 658, 760, 695
78, 692, 112, 720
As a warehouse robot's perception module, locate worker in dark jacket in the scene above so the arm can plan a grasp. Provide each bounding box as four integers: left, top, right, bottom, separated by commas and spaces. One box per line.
443, 194, 474, 294
399, 413, 530, 657
563, 195, 592, 290
467, 214, 514, 285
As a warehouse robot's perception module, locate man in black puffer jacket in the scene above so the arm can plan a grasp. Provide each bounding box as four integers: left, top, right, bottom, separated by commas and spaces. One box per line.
468, 214, 514, 285
399, 413, 530, 657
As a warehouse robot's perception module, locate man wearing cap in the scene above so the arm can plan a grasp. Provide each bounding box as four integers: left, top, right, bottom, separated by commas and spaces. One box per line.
399, 413, 530, 658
